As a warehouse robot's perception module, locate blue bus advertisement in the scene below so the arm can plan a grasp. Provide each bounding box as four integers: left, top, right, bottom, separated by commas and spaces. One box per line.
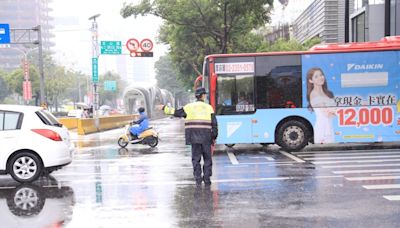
302, 51, 400, 143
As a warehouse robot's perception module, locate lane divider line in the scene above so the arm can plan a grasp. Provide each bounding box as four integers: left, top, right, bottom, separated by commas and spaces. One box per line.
279, 151, 305, 163
227, 151, 239, 165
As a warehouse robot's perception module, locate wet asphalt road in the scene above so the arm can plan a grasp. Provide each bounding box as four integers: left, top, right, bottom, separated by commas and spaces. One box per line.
1, 117, 400, 227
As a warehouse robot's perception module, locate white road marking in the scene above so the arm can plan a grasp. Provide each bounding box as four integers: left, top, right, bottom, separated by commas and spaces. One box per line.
265, 156, 275, 161
0, 186, 15, 189
313, 158, 400, 165
362, 184, 400, 190
292, 148, 400, 155
383, 195, 400, 201
297, 151, 400, 157
227, 151, 239, 165
304, 155, 400, 161
279, 151, 305, 163
346, 175, 400, 181
249, 156, 275, 161
333, 169, 400, 174
322, 163, 400, 169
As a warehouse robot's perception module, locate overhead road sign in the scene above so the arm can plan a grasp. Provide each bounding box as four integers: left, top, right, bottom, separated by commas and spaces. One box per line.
0, 24, 10, 44
104, 80, 117, 91
100, 41, 122, 55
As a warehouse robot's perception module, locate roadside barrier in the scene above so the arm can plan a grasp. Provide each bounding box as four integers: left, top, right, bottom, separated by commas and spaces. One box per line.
59, 115, 138, 135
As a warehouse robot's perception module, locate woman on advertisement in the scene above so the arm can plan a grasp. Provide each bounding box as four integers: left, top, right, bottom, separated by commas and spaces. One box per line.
306, 67, 336, 144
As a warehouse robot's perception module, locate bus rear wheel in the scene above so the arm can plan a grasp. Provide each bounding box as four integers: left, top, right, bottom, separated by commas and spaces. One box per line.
277, 120, 309, 152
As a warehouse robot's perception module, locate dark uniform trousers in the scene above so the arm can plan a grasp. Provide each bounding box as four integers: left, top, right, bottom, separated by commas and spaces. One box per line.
191, 143, 212, 180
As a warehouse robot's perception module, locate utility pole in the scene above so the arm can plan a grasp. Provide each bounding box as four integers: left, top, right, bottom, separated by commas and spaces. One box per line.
89, 14, 101, 117
34, 25, 45, 106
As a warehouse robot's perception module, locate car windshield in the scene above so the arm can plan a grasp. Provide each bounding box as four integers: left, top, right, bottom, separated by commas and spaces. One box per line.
36, 109, 62, 127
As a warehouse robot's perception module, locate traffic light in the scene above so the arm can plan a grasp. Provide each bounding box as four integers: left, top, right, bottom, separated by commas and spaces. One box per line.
133, 52, 153, 57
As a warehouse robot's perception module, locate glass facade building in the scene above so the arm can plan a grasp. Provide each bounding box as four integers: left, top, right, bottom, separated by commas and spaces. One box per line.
0, 0, 54, 71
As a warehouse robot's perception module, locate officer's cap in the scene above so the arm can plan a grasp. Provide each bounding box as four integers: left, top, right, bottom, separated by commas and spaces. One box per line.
195, 87, 207, 96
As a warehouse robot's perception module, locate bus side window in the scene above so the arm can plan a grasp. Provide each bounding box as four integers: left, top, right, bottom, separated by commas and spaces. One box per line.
255, 55, 302, 109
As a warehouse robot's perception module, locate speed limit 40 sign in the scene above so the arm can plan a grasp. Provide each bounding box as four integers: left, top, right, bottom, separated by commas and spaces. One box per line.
140, 39, 153, 52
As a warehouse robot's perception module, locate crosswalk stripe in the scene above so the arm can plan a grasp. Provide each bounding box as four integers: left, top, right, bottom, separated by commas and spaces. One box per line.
333, 169, 400, 174
383, 195, 400, 201
322, 163, 400, 169
362, 184, 400, 190
304, 155, 400, 161
297, 151, 400, 157
292, 148, 400, 155
346, 176, 400, 181
313, 158, 400, 164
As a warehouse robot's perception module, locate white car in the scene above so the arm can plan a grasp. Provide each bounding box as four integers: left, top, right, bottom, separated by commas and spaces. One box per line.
0, 182, 75, 227
0, 105, 74, 183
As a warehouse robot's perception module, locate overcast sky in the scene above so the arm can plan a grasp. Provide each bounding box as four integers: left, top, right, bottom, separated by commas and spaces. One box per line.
51, 0, 166, 75
51, 0, 313, 75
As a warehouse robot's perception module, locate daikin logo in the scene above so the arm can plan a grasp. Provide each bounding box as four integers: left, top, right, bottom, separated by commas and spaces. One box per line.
347, 63, 384, 71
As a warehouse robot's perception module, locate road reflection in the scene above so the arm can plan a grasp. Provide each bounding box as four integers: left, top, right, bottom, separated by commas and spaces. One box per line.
174, 185, 220, 227
0, 177, 75, 227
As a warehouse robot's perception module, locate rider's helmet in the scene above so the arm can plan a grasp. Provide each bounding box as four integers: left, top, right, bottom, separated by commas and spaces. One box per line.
138, 107, 145, 113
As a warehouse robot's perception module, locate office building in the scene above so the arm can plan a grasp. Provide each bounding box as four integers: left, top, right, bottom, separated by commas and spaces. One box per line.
351, 0, 400, 42
292, 0, 347, 44
0, 0, 54, 71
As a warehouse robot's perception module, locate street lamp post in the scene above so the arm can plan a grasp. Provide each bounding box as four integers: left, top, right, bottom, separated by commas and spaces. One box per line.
6, 46, 38, 104
89, 14, 101, 117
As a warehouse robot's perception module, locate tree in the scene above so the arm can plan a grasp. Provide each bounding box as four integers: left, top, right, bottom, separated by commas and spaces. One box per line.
268, 37, 321, 51
121, 0, 273, 88
155, 54, 191, 105
98, 71, 125, 107
0, 70, 10, 103
4, 66, 41, 105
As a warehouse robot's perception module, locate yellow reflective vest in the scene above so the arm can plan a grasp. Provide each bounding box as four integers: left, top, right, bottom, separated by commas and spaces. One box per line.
164, 101, 218, 145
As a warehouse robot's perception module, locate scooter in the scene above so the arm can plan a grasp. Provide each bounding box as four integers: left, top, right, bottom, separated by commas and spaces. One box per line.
117, 123, 159, 148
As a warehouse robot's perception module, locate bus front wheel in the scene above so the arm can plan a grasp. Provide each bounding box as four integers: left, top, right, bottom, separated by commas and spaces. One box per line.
277, 120, 309, 152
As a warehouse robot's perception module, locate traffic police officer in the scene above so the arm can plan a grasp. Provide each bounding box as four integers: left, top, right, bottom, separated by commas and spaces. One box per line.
163, 87, 218, 186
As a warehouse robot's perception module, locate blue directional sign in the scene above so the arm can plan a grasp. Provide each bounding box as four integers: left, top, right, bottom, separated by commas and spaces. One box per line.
100, 41, 122, 55
104, 80, 117, 91
92, 57, 98, 82
0, 24, 10, 44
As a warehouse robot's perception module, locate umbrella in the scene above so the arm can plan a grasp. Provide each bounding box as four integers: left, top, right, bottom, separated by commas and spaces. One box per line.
99, 105, 112, 110
76, 102, 89, 109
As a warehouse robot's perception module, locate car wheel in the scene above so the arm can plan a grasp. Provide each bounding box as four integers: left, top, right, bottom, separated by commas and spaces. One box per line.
148, 136, 158, 148
118, 138, 129, 148
7, 184, 45, 217
9, 152, 42, 183
277, 120, 309, 152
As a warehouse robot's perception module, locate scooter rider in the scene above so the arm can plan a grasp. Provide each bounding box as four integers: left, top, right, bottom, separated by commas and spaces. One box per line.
130, 107, 149, 139
162, 87, 218, 186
